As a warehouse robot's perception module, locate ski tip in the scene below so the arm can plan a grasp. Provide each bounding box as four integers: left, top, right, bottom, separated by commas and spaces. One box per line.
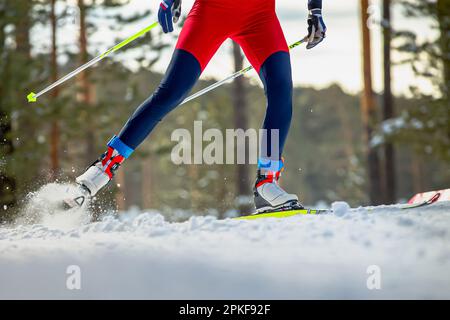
27, 92, 37, 103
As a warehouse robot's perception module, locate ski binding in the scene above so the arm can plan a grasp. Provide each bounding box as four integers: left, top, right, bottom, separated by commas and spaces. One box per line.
62, 184, 91, 210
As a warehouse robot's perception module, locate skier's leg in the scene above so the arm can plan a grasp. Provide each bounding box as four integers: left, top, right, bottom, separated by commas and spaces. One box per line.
232, 11, 301, 212
258, 51, 293, 162
76, 49, 201, 196
118, 0, 229, 149
252, 52, 300, 212
118, 49, 201, 149
232, 11, 291, 162
74, 2, 229, 199
75, 49, 201, 197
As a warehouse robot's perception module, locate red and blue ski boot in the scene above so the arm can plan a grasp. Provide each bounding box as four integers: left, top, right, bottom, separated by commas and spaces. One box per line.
253, 158, 303, 213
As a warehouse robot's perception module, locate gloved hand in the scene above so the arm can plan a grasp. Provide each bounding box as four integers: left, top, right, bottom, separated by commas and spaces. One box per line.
306, 8, 326, 49
158, 0, 182, 33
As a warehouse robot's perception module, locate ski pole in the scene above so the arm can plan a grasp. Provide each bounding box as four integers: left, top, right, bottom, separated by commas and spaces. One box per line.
180, 36, 308, 106
27, 21, 160, 103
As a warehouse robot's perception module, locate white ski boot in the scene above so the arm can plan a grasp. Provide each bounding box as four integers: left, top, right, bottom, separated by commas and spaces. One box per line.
253, 158, 302, 213
63, 136, 133, 209
76, 147, 124, 196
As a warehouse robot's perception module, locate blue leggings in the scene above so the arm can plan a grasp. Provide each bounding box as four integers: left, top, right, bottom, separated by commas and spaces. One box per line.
118, 49, 293, 159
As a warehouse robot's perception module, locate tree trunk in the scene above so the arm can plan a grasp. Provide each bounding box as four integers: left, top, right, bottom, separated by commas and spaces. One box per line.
232, 42, 252, 213
360, 0, 383, 205
382, 0, 396, 204
436, 0, 450, 90
15, 1, 31, 59
50, 0, 60, 180
77, 0, 95, 159
436, 0, 450, 143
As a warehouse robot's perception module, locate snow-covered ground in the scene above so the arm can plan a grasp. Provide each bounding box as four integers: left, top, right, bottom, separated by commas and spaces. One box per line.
1, 184, 450, 299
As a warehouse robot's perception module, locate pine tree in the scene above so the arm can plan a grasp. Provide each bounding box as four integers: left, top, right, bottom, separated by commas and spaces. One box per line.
392, 0, 449, 162
360, 0, 383, 205
382, 0, 396, 203
49, 0, 60, 179
0, 1, 17, 215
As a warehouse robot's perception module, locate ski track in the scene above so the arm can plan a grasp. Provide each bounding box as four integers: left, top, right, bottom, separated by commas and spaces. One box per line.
0, 189, 449, 299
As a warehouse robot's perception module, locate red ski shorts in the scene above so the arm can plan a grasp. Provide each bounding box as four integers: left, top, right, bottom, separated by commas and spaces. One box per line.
175, 0, 289, 73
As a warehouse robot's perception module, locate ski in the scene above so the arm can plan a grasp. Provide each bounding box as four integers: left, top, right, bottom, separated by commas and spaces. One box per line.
235, 208, 330, 220
399, 192, 441, 210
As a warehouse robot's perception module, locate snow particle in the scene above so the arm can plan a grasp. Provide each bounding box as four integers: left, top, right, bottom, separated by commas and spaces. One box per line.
332, 201, 350, 217
37, 135, 46, 144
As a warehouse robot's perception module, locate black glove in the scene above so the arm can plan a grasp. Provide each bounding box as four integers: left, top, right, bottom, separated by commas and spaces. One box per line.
305, 1, 326, 49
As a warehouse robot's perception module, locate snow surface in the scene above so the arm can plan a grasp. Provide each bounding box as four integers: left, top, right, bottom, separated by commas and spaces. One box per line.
1, 184, 450, 299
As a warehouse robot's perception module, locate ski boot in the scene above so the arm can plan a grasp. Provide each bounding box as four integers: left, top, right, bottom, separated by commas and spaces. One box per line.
253, 158, 303, 213
63, 136, 133, 209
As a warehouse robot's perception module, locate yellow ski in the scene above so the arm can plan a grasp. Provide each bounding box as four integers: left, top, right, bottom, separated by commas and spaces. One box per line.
235, 208, 329, 220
